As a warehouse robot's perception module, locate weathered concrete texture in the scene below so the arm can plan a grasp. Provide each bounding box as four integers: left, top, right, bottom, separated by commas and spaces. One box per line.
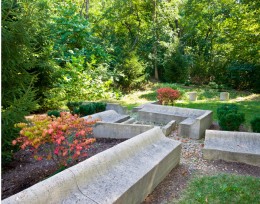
220, 92, 229, 101
93, 122, 154, 139
162, 120, 176, 136
2, 127, 181, 204
137, 104, 213, 139
121, 117, 136, 124
106, 103, 128, 115
83, 110, 130, 123
188, 92, 197, 101
203, 130, 260, 167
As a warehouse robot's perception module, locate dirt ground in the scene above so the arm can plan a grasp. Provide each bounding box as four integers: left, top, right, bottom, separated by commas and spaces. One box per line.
1, 138, 126, 199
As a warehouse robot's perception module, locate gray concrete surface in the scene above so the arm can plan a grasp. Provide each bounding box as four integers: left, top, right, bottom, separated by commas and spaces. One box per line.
3, 127, 181, 204
121, 117, 136, 124
203, 130, 260, 167
162, 120, 176, 136
93, 122, 154, 139
83, 110, 130, 123
106, 103, 128, 115
137, 103, 213, 139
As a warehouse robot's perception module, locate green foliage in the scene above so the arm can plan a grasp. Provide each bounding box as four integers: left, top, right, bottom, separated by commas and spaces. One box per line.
162, 49, 189, 83
217, 104, 245, 131
67, 102, 107, 116
250, 117, 260, 133
1, 0, 49, 163
176, 174, 260, 204
115, 52, 147, 91
1, 85, 38, 164
47, 110, 62, 118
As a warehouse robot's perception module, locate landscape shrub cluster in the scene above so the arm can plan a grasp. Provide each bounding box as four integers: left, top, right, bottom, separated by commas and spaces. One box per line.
250, 117, 260, 133
67, 101, 107, 116
13, 113, 96, 167
217, 104, 245, 131
157, 88, 181, 105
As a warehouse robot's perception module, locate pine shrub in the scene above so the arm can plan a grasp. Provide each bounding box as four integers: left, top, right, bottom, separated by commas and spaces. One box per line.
217, 104, 245, 131
250, 117, 260, 133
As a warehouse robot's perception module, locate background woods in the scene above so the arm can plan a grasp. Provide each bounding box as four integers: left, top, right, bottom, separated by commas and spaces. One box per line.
2, 0, 260, 163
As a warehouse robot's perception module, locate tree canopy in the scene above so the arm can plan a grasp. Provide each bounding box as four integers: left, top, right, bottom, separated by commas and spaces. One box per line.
1, 0, 259, 162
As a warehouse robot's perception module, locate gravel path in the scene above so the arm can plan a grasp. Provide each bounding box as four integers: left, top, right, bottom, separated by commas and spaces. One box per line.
143, 130, 260, 204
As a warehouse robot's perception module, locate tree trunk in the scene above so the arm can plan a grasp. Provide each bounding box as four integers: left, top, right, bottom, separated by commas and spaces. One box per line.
85, 0, 89, 19
153, 0, 159, 80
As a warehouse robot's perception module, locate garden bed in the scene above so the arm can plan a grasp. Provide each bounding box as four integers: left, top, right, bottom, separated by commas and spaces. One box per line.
1, 138, 126, 200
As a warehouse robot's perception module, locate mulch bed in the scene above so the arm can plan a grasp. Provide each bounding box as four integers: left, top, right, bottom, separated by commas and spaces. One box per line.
1, 138, 126, 200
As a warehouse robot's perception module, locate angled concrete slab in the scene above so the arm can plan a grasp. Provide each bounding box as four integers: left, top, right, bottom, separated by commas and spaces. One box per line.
83, 110, 130, 123
203, 130, 260, 167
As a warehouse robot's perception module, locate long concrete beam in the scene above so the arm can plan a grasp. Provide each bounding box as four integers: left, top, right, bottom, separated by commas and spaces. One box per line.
3, 127, 181, 204
203, 130, 260, 167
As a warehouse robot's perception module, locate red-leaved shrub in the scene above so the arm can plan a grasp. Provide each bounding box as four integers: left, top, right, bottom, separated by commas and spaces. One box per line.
157, 88, 180, 105
13, 112, 96, 167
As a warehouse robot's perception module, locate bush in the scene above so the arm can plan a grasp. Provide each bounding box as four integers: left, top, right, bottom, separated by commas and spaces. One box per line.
157, 88, 180, 105
251, 117, 260, 133
13, 113, 96, 167
79, 104, 96, 116
66, 101, 84, 113
67, 102, 107, 116
217, 104, 245, 131
47, 110, 62, 117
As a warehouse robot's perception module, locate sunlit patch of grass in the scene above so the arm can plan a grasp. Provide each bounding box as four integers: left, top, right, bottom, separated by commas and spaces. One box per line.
174, 174, 260, 204
104, 83, 259, 128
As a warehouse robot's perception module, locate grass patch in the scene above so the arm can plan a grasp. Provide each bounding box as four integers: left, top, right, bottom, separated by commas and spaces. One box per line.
175, 174, 260, 204
113, 83, 259, 129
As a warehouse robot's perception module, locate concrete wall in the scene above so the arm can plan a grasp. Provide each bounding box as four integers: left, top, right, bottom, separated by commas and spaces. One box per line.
93, 122, 154, 139
138, 111, 187, 124
3, 127, 181, 204
137, 103, 213, 139
203, 130, 260, 167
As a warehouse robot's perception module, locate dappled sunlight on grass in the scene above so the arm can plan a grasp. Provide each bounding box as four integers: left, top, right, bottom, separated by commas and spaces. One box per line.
105, 83, 259, 128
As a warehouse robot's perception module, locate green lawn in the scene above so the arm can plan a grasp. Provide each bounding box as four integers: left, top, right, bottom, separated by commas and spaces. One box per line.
113, 83, 260, 129
175, 174, 260, 204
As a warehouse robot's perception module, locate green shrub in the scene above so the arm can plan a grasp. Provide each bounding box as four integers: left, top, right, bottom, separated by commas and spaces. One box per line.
250, 116, 260, 133
66, 101, 84, 113
95, 102, 107, 112
217, 104, 245, 131
79, 104, 96, 116
47, 110, 62, 117
67, 101, 107, 116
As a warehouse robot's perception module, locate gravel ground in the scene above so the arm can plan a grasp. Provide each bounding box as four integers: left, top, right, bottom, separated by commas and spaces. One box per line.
143, 129, 260, 204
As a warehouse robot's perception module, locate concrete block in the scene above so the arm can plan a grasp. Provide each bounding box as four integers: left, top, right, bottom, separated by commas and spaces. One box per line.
203, 130, 260, 167
93, 122, 154, 139
162, 120, 176, 136
83, 110, 130, 123
188, 92, 197, 101
2, 127, 181, 204
220, 92, 229, 101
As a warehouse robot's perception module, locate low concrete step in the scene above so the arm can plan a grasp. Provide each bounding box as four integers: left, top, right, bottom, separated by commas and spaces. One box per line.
203, 130, 260, 167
